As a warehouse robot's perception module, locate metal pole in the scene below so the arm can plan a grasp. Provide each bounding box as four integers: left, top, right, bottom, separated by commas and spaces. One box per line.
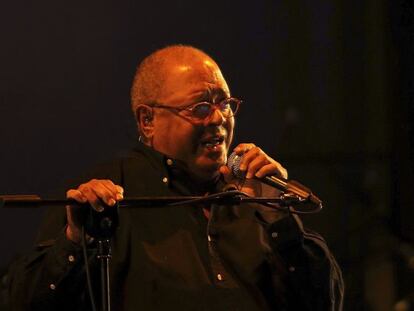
97, 239, 111, 311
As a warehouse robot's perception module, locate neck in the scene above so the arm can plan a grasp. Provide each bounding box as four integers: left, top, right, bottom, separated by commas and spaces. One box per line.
169, 160, 220, 195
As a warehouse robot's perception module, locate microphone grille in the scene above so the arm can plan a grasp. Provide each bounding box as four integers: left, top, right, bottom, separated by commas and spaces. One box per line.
227, 152, 246, 179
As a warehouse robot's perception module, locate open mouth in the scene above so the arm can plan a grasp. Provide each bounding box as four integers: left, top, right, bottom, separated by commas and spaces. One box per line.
201, 136, 225, 148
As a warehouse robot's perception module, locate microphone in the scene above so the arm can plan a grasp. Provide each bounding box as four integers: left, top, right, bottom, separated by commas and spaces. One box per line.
227, 152, 322, 207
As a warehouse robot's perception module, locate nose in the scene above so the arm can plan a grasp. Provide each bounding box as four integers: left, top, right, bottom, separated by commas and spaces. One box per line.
203, 106, 226, 126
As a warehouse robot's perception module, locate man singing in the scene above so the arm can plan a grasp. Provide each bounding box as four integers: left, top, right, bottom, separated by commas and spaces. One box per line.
8, 45, 344, 310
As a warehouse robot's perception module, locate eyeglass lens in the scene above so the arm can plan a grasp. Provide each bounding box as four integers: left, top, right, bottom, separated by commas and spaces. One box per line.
191, 99, 238, 120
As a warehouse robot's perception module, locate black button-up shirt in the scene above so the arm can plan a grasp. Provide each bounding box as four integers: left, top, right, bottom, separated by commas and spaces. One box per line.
7, 143, 344, 310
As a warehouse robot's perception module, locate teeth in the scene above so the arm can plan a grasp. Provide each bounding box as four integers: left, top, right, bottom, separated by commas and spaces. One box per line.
202, 136, 224, 147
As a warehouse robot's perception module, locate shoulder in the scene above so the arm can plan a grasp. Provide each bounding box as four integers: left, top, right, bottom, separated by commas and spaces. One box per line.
68, 143, 165, 187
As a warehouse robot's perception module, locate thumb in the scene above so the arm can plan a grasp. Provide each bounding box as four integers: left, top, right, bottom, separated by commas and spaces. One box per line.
219, 165, 234, 184
220, 165, 246, 192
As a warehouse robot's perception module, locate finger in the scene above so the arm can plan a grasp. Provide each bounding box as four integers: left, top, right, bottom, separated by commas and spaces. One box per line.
78, 181, 114, 211
233, 143, 256, 155
89, 183, 118, 207
78, 184, 103, 211
220, 165, 244, 191
277, 164, 288, 179
66, 189, 88, 203
239, 147, 263, 171
255, 163, 286, 179
115, 185, 124, 193
100, 180, 123, 200
115, 185, 124, 200
100, 179, 124, 201
245, 154, 269, 179
99, 180, 124, 201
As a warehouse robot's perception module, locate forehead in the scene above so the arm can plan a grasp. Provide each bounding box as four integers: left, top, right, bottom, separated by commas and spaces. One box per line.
158, 57, 230, 106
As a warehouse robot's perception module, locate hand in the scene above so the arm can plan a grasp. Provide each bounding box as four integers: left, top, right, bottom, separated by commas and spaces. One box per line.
220, 143, 287, 196
220, 143, 288, 222
65, 179, 124, 243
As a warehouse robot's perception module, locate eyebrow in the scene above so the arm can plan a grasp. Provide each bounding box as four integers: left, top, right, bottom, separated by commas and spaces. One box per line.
199, 88, 228, 103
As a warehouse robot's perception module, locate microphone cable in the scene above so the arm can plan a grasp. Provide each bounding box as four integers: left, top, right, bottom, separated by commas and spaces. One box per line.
82, 226, 97, 311
168, 190, 321, 214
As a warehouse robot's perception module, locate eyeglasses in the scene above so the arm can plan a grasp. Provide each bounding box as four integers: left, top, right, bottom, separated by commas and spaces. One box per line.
150, 97, 241, 123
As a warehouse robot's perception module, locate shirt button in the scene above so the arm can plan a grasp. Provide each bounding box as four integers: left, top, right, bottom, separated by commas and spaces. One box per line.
162, 177, 168, 184
271, 232, 278, 239
216, 273, 223, 281
166, 159, 173, 166
288, 266, 296, 272
68, 255, 75, 263
49, 283, 56, 290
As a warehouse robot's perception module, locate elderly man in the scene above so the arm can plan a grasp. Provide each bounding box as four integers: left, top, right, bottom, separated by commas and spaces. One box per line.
8, 45, 343, 310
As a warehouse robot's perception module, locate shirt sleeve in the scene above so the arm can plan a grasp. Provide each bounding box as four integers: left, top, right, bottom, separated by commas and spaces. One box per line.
7, 230, 97, 311
260, 214, 345, 311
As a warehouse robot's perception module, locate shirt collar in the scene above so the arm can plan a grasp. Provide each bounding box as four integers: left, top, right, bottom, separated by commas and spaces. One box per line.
132, 141, 222, 195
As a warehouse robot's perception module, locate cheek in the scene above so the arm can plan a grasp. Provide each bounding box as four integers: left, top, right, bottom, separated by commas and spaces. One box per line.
153, 118, 198, 157
225, 119, 235, 147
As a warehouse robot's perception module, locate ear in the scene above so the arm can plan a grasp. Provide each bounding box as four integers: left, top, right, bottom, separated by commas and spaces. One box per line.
136, 105, 154, 143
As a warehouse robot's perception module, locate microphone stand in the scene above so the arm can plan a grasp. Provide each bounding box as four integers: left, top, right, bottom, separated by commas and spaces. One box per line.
97, 239, 111, 311
1, 191, 321, 311
0, 192, 319, 210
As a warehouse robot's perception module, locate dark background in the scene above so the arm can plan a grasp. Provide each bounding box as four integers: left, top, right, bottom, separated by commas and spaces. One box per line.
1, 0, 413, 310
